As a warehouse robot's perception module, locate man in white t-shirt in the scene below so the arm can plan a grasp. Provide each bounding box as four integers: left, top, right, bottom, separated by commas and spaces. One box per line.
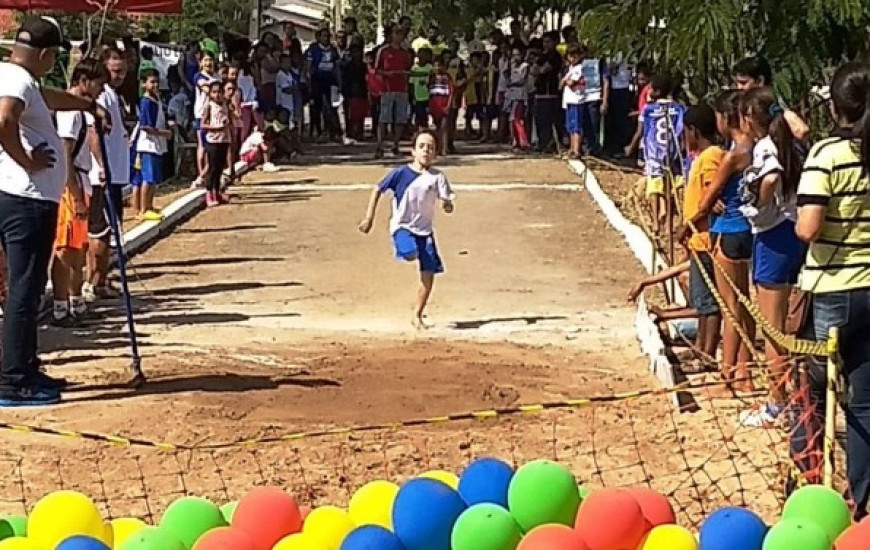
85, 46, 129, 305
0, 17, 109, 406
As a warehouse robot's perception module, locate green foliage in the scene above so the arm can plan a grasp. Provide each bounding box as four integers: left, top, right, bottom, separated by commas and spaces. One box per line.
140, 0, 252, 42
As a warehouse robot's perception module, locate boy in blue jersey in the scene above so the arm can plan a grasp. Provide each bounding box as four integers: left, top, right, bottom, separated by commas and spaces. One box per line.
640, 73, 686, 235
358, 130, 455, 330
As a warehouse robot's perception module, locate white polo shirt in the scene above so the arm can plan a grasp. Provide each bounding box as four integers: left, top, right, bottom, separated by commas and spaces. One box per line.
0, 62, 66, 203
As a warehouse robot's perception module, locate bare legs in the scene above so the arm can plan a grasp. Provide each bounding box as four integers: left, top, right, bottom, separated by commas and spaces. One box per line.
412, 271, 435, 330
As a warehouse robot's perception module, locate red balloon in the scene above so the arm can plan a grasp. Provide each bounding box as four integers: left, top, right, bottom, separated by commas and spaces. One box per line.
300, 505, 312, 521
834, 517, 870, 549
232, 487, 303, 550
627, 488, 676, 527
575, 488, 651, 550
518, 525, 590, 550
193, 527, 256, 550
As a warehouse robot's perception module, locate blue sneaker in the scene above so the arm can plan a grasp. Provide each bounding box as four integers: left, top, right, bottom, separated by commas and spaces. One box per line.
0, 386, 61, 407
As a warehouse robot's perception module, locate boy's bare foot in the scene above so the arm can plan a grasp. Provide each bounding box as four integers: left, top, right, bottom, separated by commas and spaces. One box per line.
411, 317, 430, 331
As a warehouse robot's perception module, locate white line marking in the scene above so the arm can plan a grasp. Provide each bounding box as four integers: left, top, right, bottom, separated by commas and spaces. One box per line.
238, 183, 584, 193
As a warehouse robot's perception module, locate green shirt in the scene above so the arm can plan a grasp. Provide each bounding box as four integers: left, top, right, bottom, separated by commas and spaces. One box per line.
409, 63, 432, 103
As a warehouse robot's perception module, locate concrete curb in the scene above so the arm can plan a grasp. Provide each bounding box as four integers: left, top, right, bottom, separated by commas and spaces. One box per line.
567, 159, 680, 400
121, 188, 206, 258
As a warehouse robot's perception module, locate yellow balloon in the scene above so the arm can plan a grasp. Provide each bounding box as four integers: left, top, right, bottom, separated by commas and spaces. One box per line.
27, 491, 106, 550
0, 538, 41, 550
641, 524, 698, 550
303, 507, 354, 550
420, 470, 459, 490
348, 481, 398, 530
272, 533, 322, 550
110, 518, 147, 549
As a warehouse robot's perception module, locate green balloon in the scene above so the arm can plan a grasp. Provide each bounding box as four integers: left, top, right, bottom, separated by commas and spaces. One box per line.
578, 485, 591, 501
507, 460, 581, 532
0, 515, 24, 540
782, 485, 851, 542
121, 527, 186, 550
158, 497, 227, 549
220, 501, 238, 523
451, 503, 522, 550
762, 519, 830, 550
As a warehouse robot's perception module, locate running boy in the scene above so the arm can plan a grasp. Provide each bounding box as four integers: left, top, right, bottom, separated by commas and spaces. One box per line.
358, 130, 455, 330
52, 59, 107, 327
134, 69, 172, 220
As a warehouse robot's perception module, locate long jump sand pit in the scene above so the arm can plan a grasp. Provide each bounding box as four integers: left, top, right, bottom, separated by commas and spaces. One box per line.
1, 157, 785, 525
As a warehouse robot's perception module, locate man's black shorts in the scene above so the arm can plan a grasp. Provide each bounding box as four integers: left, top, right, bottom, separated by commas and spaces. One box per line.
87, 184, 123, 240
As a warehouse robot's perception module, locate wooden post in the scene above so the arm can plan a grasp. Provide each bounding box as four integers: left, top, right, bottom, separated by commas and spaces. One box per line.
824, 326, 840, 488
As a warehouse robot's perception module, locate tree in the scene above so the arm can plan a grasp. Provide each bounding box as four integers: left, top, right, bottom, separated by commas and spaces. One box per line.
140, 0, 252, 42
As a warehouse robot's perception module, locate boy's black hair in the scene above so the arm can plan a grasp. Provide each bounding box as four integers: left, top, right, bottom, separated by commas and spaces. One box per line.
101, 45, 123, 62
71, 58, 109, 84
566, 44, 582, 58
141, 46, 154, 60
831, 62, 870, 177
139, 68, 159, 83
470, 51, 483, 60
713, 89, 743, 128
412, 128, 439, 150
732, 56, 773, 86
417, 46, 433, 56
684, 103, 717, 140
561, 25, 576, 39
649, 73, 673, 97
277, 108, 290, 123
342, 16, 357, 26
207, 80, 222, 92
636, 61, 653, 76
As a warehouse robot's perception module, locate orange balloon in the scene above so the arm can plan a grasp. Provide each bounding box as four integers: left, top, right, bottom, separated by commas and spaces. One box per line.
193, 527, 256, 550
627, 488, 676, 527
518, 525, 589, 550
232, 488, 302, 550
575, 488, 650, 550
834, 517, 870, 550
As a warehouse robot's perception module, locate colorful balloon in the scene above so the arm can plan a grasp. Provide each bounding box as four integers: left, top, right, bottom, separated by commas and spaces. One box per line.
574, 488, 649, 550
111, 518, 147, 550
341, 526, 406, 550
119, 527, 186, 550
0, 516, 26, 539
192, 527, 256, 550
0, 538, 40, 550
303, 506, 355, 550
232, 487, 302, 550
833, 516, 870, 550
57, 536, 110, 550
28, 490, 109, 550
451, 504, 521, 550
159, 497, 226, 549
577, 486, 590, 501
628, 488, 675, 527
762, 519, 830, 550
516, 525, 589, 550
393, 478, 467, 550
640, 525, 697, 550
273, 533, 317, 550
458, 458, 514, 508
219, 503, 237, 524
699, 507, 766, 550
782, 485, 851, 543
419, 471, 459, 490
348, 481, 399, 530
508, 460, 580, 532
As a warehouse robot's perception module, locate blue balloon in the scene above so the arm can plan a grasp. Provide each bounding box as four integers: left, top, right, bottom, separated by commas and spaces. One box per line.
341, 525, 407, 550
56, 536, 110, 550
393, 478, 467, 550
700, 506, 767, 550
457, 458, 514, 507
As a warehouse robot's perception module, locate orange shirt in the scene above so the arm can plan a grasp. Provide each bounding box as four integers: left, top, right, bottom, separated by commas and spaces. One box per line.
683, 145, 725, 251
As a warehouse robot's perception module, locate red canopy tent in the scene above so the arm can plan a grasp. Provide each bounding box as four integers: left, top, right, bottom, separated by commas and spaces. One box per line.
0, 0, 181, 13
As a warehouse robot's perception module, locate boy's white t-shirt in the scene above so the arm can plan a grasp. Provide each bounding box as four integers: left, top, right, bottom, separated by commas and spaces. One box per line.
55, 110, 95, 196
89, 84, 129, 186
562, 63, 584, 106
377, 164, 455, 236
240, 131, 264, 156
276, 69, 295, 114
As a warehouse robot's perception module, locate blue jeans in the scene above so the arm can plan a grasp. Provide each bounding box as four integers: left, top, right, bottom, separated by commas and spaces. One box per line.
0, 191, 58, 393
579, 101, 602, 155
791, 288, 870, 519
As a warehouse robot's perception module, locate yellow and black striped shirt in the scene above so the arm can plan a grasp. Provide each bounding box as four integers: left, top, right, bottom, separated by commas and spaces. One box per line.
797, 134, 870, 293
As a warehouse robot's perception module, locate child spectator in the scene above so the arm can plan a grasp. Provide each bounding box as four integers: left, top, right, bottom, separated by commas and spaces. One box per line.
445, 50, 465, 153
365, 50, 384, 137
201, 81, 231, 206
167, 78, 191, 136
193, 53, 220, 188
217, 62, 229, 83
731, 56, 809, 141
133, 69, 172, 220
240, 127, 277, 171
52, 59, 107, 327
289, 52, 305, 138
625, 62, 653, 158
496, 41, 511, 142
276, 54, 297, 126
344, 46, 369, 142
482, 51, 498, 143
640, 73, 685, 235
138, 46, 156, 96
358, 130, 455, 330
236, 60, 261, 141
505, 46, 530, 151
409, 47, 433, 130
737, 87, 807, 427
224, 79, 243, 185
429, 57, 453, 156
562, 45, 584, 159
464, 52, 484, 138
675, 103, 723, 371
577, 46, 609, 156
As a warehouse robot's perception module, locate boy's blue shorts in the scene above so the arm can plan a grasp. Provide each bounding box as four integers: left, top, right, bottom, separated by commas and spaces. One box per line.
135, 152, 163, 186
565, 104, 582, 134
392, 229, 444, 274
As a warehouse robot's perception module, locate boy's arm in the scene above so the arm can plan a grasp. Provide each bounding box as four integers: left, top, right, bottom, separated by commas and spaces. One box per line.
698, 152, 740, 215
62, 136, 87, 218
627, 260, 690, 302
438, 174, 455, 213
358, 186, 382, 233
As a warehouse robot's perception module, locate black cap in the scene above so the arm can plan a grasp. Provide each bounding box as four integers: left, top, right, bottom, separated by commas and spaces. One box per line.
15, 17, 71, 51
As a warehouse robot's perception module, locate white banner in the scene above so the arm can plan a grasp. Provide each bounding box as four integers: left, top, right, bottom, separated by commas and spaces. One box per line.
140, 41, 184, 90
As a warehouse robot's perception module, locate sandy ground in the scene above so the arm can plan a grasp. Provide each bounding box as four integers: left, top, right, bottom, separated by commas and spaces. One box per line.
0, 151, 788, 526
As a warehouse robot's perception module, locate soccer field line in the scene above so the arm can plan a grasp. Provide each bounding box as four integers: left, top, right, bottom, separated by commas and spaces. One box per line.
238, 182, 585, 193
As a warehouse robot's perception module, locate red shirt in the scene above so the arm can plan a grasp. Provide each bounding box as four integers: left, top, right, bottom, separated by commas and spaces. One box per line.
637, 83, 651, 114
376, 45, 412, 94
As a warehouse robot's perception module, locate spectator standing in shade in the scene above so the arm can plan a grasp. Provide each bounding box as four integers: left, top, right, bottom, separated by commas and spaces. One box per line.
604, 55, 633, 157
556, 25, 577, 56
374, 25, 412, 158
531, 31, 563, 154
577, 46, 609, 157
306, 28, 342, 142
412, 24, 447, 57
0, 17, 108, 406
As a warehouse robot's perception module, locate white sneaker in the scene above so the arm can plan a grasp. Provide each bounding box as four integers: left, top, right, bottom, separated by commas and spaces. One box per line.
82, 283, 98, 304
739, 403, 783, 428
262, 162, 279, 173
342, 137, 357, 146
190, 176, 204, 189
